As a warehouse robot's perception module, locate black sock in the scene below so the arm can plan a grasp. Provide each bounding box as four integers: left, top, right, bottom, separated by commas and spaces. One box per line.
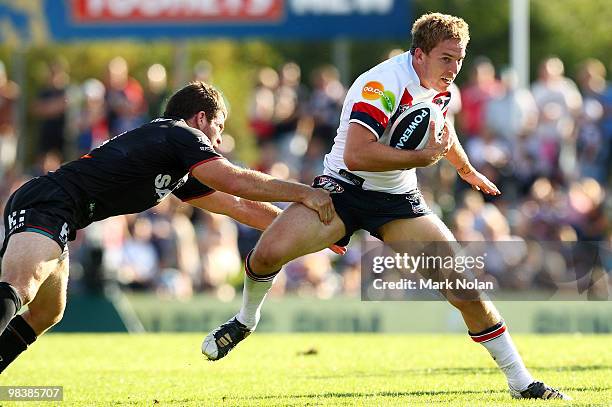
0, 315, 37, 373
0, 282, 22, 335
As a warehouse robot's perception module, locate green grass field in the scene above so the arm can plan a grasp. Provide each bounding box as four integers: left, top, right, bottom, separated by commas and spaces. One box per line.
3, 334, 611, 406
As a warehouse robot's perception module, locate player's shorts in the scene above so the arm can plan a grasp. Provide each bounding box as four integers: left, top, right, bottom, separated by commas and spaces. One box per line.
1, 177, 78, 257
312, 175, 432, 246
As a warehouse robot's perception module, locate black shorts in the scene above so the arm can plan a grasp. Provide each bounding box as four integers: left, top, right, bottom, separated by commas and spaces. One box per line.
1, 177, 78, 257
312, 175, 432, 246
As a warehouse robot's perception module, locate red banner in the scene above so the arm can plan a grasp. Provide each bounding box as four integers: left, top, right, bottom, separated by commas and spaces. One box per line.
72, 0, 284, 22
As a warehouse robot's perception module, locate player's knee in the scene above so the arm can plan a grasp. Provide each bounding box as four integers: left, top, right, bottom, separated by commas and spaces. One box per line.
20, 284, 39, 307
28, 301, 66, 329
0, 276, 37, 306
251, 243, 285, 273
49, 307, 65, 326
6, 258, 68, 306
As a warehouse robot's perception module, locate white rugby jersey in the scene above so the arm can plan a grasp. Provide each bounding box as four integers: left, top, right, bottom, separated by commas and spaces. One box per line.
323, 52, 452, 193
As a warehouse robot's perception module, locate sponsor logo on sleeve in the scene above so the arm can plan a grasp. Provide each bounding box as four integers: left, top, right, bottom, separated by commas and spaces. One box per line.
362, 81, 384, 100
361, 81, 396, 113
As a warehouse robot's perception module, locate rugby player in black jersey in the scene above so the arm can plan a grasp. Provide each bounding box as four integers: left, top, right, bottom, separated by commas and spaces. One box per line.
0, 81, 337, 373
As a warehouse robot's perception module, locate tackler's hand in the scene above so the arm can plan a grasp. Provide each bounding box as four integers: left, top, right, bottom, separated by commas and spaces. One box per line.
301, 187, 335, 224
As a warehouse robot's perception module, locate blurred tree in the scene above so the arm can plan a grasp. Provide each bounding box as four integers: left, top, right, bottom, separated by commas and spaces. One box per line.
530, 0, 612, 78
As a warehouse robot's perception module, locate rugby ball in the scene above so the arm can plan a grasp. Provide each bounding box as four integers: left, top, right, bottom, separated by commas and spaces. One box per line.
388, 101, 445, 150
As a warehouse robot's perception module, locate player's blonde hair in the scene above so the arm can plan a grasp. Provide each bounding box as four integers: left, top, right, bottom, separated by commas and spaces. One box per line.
410, 13, 470, 55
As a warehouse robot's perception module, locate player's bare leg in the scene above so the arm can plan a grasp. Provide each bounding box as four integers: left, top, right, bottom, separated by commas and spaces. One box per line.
378, 214, 569, 399
249, 203, 347, 274
21, 251, 69, 336
0, 251, 68, 373
0, 233, 63, 373
203, 203, 346, 360
0, 233, 62, 326
378, 215, 500, 332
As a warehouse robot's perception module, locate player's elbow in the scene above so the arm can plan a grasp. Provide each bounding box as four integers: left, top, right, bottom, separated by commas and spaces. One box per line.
202, 174, 239, 197
222, 196, 249, 219
344, 150, 365, 171
221, 176, 256, 200
219, 180, 244, 197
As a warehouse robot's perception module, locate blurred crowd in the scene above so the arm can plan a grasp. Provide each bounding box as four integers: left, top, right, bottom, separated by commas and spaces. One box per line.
0, 52, 610, 300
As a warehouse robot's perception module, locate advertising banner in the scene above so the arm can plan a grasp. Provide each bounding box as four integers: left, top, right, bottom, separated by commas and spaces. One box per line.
37, 0, 411, 41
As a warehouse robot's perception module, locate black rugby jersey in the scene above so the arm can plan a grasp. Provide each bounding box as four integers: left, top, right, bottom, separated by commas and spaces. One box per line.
47, 118, 222, 228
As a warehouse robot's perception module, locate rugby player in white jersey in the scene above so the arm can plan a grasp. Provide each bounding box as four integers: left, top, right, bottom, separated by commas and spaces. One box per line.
203, 13, 568, 400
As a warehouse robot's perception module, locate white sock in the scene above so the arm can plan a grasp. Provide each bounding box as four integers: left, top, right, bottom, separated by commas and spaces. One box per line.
471, 321, 534, 391
236, 251, 279, 330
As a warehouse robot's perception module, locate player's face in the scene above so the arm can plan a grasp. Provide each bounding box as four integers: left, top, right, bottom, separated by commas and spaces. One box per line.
199, 111, 226, 148
415, 39, 466, 92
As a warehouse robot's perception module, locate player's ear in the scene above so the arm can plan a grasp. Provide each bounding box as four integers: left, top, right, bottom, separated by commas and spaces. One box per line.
413, 48, 425, 63
197, 111, 208, 127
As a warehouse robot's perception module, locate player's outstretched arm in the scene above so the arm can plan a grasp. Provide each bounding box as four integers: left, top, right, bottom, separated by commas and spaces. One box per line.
344, 122, 452, 172
444, 120, 501, 196
187, 191, 282, 231
186, 192, 346, 255
192, 158, 335, 224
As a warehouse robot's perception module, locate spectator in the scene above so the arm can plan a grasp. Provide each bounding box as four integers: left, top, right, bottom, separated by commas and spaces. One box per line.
75, 78, 109, 155
531, 56, 582, 181
193, 59, 213, 83
446, 82, 462, 126
118, 216, 159, 290
105, 56, 146, 136
485, 67, 538, 145
274, 62, 312, 172
0, 60, 19, 176
32, 58, 70, 160
249, 67, 279, 143
575, 59, 610, 182
482, 68, 539, 198
145, 63, 170, 120
197, 211, 242, 294
307, 65, 345, 151
274, 63, 303, 134
566, 178, 607, 241
459, 56, 503, 139
31, 150, 62, 177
